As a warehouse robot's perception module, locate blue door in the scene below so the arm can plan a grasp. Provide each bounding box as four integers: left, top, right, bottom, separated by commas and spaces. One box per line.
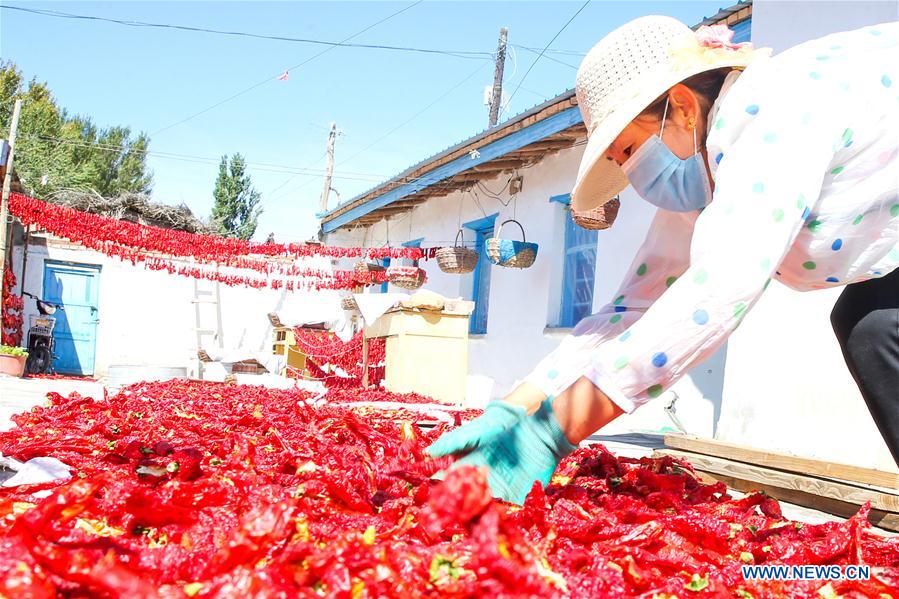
42, 261, 101, 375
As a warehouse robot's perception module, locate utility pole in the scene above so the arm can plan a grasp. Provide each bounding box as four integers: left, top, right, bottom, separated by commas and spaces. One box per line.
488, 27, 508, 128
0, 99, 23, 278
319, 122, 337, 213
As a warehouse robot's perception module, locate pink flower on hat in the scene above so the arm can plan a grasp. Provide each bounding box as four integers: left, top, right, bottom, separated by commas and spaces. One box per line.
695, 24, 751, 50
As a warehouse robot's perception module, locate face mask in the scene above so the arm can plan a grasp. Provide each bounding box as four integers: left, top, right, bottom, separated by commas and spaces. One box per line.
620, 99, 712, 212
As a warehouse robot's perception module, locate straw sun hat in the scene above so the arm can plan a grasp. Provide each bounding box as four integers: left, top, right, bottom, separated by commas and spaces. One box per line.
571, 15, 770, 212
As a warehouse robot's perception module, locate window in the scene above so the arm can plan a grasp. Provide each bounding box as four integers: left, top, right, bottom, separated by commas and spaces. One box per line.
378, 257, 390, 293
731, 18, 751, 44
403, 238, 424, 267
463, 214, 498, 335
555, 196, 598, 328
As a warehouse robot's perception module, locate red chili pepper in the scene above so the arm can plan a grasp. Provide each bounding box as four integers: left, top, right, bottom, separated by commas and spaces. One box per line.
0, 379, 896, 597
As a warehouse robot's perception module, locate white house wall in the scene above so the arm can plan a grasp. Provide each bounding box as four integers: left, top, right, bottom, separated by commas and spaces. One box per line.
9, 241, 336, 379
326, 145, 728, 437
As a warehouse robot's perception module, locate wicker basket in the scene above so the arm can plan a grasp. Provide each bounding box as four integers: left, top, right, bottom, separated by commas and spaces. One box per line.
572, 196, 620, 230
486, 219, 538, 269
436, 230, 479, 274
354, 261, 386, 275
386, 265, 427, 290
341, 295, 359, 311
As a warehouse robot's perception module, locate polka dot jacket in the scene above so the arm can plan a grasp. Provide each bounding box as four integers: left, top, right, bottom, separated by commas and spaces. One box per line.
525, 22, 899, 413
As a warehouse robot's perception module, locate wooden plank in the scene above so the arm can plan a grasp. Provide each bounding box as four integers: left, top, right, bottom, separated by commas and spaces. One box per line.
656, 449, 899, 513
664, 434, 899, 491
471, 160, 526, 171
692, 468, 899, 533
518, 139, 573, 151
508, 148, 558, 156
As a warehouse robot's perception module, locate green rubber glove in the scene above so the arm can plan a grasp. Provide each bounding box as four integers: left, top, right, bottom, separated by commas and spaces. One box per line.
455, 398, 577, 505
426, 401, 526, 458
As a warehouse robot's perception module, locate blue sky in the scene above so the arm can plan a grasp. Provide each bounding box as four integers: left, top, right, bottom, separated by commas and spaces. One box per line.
2, 1, 726, 241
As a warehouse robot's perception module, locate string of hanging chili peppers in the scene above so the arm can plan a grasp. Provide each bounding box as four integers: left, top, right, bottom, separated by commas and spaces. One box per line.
293, 329, 386, 389
1, 268, 24, 346
7, 193, 433, 290
9, 193, 428, 264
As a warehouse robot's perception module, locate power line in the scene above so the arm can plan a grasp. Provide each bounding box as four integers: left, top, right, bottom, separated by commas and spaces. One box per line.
513, 45, 587, 57
502, 0, 591, 118
149, 0, 428, 136
338, 62, 490, 169
268, 60, 491, 203
0, 4, 493, 60
263, 151, 329, 197
25, 134, 393, 183
513, 44, 580, 70
28, 129, 532, 196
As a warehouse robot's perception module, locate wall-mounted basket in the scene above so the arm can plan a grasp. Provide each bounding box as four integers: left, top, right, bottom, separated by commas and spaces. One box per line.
571, 196, 620, 230
386, 265, 427, 290
486, 219, 538, 269
436, 229, 479, 274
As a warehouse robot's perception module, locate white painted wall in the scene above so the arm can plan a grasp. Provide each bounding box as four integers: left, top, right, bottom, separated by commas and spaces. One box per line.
751, 1, 898, 52
327, 145, 728, 437
9, 240, 341, 379
712, 0, 898, 470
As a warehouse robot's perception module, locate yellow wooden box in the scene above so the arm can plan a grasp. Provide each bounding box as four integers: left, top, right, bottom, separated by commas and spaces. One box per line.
271, 327, 306, 373
364, 306, 471, 405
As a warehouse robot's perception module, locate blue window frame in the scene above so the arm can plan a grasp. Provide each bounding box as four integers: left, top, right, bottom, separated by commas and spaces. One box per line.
378, 257, 390, 293
731, 18, 751, 44
553, 195, 598, 328
403, 238, 424, 267
463, 213, 498, 334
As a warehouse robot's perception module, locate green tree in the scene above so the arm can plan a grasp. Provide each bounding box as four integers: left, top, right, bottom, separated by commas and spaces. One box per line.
0, 60, 152, 196
211, 154, 261, 240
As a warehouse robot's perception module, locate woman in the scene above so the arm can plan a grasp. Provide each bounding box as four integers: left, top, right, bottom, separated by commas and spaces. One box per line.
428, 16, 898, 505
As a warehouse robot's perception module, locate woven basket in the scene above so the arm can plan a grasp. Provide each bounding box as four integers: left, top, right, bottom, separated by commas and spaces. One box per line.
486, 219, 538, 269
354, 261, 386, 275
436, 230, 478, 274
341, 296, 359, 311
572, 196, 620, 230
387, 265, 427, 290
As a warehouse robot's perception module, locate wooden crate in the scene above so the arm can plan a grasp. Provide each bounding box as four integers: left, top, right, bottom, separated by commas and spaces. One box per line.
272, 326, 296, 356
232, 361, 267, 375
364, 308, 470, 405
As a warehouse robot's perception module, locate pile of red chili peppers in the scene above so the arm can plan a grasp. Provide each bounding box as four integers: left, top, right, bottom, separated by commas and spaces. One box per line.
0, 380, 896, 598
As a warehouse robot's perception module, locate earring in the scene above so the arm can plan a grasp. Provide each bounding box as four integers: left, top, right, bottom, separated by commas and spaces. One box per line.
687, 116, 697, 130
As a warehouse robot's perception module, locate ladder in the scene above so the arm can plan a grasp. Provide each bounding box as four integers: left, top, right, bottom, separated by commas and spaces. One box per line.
193, 277, 224, 379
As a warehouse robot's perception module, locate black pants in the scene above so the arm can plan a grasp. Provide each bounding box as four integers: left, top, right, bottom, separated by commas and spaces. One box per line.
831, 267, 899, 465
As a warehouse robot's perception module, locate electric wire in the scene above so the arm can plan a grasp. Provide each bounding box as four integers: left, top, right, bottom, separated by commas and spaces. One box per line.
513, 44, 580, 70
268, 60, 491, 203
501, 0, 591, 118
149, 1, 427, 136
0, 4, 492, 59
